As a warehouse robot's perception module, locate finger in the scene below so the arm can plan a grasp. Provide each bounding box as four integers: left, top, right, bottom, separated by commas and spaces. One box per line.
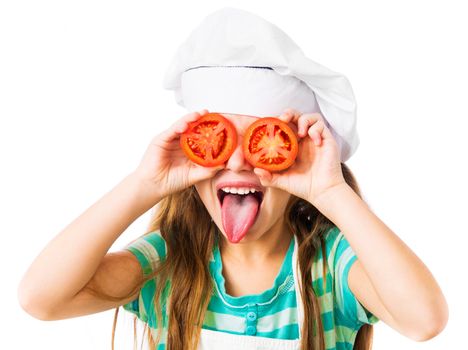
194, 161, 226, 173
278, 108, 301, 123
157, 114, 198, 144
158, 127, 179, 144
297, 114, 321, 137
310, 129, 322, 146
190, 163, 226, 184
299, 112, 324, 123
316, 117, 335, 141
321, 122, 334, 139
307, 121, 325, 146
291, 110, 324, 124
253, 167, 273, 182
171, 110, 208, 135
183, 110, 206, 124
159, 121, 190, 143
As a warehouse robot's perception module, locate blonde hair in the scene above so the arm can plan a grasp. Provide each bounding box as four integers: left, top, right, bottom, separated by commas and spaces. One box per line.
90, 162, 374, 349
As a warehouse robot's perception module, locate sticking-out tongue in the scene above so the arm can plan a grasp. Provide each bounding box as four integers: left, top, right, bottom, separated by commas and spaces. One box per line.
221, 193, 260, 243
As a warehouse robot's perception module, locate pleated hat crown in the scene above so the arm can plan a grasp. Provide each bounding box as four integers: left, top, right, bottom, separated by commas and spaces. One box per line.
163, 7, 360, 162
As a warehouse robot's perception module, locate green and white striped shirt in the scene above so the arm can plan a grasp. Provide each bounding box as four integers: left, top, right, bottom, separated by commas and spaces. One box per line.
122, 226, 379, 349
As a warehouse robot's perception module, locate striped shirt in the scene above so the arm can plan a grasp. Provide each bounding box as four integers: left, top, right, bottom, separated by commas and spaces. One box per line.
122, 226, 379, 349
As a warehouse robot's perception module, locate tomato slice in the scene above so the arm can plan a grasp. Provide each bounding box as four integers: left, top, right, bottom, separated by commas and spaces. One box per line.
180, 113, 237, 167
243, 117, 298, 171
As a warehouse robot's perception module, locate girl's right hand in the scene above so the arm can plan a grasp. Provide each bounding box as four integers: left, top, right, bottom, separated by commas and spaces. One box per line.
132, 109, 226, 200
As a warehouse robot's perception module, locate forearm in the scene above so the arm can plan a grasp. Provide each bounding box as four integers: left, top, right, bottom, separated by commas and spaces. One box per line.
18, 172, 161, 312
312, 183, 447, 333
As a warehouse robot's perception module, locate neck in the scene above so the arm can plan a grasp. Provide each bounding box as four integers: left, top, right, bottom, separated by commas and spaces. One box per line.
218, 217, 293, 266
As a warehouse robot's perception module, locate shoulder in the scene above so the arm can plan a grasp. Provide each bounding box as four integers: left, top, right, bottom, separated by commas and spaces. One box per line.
323, 225, 343, 247
311, 226, 353, 289
125, 229, 167, 254
323, 226, 349, 264
123, 229, 167, 276
319, 226, 380, 326
313, 226, 345, 267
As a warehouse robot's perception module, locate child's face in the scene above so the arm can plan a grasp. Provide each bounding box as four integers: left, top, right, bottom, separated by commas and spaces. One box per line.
194, 113, 292, 244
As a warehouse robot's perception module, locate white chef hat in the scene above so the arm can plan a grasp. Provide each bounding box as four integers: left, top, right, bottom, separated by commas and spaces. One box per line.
162, 7, 360, 162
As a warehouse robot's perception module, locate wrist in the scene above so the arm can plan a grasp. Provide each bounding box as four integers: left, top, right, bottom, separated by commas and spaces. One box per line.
310, 182, 354, 215
126, 171, 163, 207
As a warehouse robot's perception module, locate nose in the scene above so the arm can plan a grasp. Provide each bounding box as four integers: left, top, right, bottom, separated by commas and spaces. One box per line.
225, 133, 254, 172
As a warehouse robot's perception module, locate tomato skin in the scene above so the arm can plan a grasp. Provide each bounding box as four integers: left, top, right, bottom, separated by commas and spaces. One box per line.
243, 117, 298, 172
180, 113, 237, 167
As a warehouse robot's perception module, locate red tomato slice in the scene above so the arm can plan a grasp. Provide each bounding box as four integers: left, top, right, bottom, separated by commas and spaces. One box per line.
243, 117, 298, 172
180, 113, 237, 167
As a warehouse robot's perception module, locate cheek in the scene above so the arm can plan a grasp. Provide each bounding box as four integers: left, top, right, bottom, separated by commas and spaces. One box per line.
194, 182, 214, 210
261, 190, 291, 217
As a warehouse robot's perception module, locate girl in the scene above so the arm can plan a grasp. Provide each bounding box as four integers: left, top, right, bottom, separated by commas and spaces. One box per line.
18, 7, 448, 350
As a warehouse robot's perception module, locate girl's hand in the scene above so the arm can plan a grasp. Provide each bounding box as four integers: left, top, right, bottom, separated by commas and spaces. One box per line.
253, 108, 347, 206
133, 109, 225, 199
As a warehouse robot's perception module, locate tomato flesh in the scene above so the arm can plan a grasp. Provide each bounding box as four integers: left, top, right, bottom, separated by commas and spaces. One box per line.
180, 113, 237, 167
243, 117, 298, 171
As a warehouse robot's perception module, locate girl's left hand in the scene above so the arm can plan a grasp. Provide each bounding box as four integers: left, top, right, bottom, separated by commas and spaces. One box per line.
253, 108, 347, 206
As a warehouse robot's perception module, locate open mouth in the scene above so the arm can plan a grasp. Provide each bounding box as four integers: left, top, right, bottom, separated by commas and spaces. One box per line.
216, 188, 265, 243
217, 189, 264, 206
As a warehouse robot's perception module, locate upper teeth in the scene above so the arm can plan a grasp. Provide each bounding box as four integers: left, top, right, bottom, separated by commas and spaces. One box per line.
221, 187, 258, 195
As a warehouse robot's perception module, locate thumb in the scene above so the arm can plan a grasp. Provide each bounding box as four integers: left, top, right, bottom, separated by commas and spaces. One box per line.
254, 168, 276, 187
191, 163, 225, 183
205, 163, 226, 178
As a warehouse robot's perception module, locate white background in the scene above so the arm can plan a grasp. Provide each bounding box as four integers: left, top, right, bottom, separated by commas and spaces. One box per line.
1, 0, 465, 348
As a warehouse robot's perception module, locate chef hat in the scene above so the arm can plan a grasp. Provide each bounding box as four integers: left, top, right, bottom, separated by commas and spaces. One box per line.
162, 7, 359, 162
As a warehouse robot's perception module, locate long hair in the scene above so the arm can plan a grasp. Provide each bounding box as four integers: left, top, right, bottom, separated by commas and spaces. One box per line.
89, 162, 374, 349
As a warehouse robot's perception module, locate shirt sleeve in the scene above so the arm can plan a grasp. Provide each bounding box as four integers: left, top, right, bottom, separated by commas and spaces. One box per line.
326, 227, 379, 327
121, 230, 167, 323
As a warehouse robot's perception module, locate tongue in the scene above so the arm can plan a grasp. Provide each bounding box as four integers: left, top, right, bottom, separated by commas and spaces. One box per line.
221, 194, 260, 243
